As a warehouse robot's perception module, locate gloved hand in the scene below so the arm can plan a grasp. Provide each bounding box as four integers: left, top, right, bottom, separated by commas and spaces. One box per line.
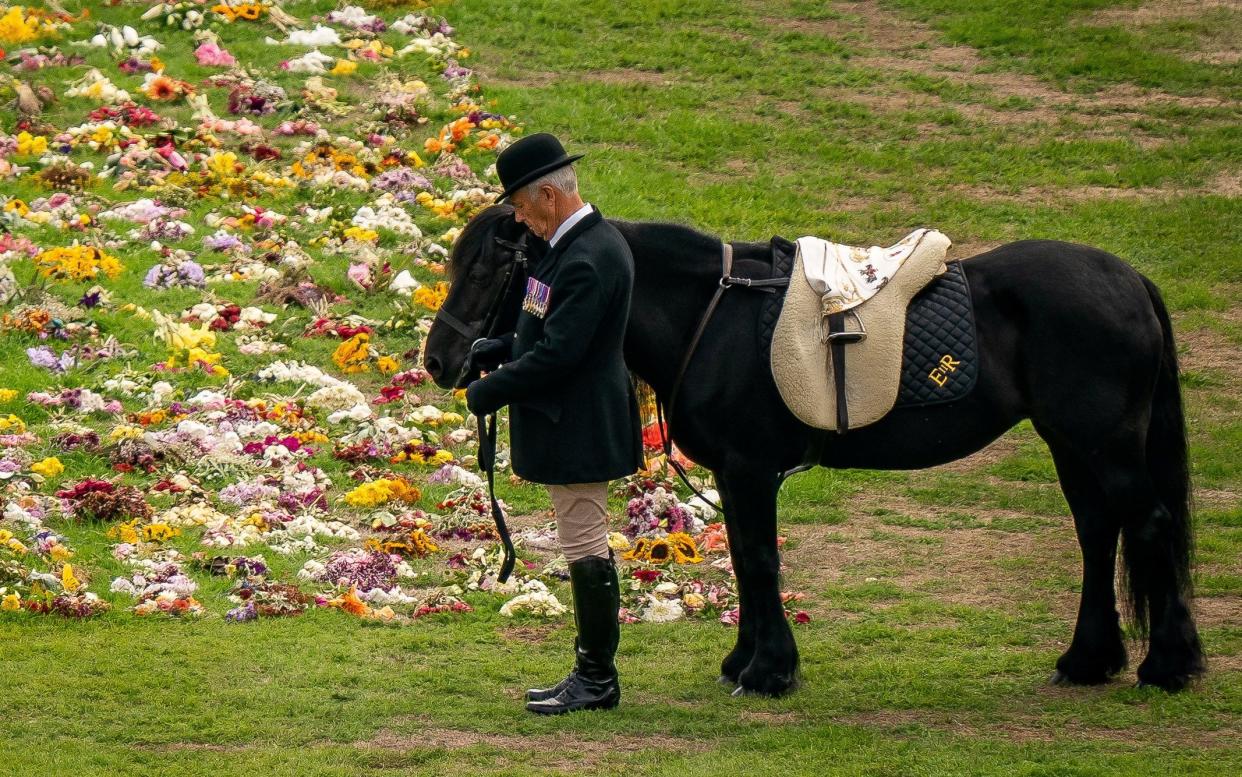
466, 378, 500, 417
468, 337, 510, 373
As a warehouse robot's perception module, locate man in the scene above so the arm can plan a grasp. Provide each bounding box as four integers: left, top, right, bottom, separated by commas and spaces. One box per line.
464, 133, 642, 715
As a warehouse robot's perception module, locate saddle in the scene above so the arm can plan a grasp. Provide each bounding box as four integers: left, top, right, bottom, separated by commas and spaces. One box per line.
770, 229, 952, 431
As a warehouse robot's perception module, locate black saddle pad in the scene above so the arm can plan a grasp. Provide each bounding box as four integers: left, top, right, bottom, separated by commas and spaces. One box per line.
758, 240, 978, 408
896, 260, 978, 407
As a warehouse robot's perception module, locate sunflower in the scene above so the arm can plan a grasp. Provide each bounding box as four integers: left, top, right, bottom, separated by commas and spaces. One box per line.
647, 538, 672, 563
621, 537, 651, 562
667, 532, 704, 564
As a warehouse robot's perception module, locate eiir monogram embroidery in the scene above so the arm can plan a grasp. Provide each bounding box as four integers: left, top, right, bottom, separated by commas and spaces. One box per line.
927, 353, 961, 388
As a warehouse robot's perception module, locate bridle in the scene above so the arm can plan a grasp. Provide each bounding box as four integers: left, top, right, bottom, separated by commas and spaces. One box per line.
432, 230, 529, 584
434, 232, 530, 389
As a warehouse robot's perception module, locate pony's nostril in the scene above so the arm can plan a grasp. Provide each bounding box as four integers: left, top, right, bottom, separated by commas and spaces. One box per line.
424, 355, 442, 379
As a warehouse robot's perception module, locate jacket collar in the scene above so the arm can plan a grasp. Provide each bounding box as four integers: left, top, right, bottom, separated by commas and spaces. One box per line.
536, 205, 602, 271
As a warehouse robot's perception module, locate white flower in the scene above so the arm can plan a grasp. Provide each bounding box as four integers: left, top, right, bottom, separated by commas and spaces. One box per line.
328, 403, 374, 424
389, 269, 420, 296
298, 560, 327, 581
268, 25, 342, 47
284, 49, 336, 74
643, 597, 684, 623
500, 591, 567, 618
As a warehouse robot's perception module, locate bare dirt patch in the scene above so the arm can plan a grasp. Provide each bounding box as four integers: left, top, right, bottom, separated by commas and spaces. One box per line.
1178, 323, 1242, 386
1084, 0, 1241, 26
756, 0, 1237, 139
584, 68, 674, 87
1194, 595, 1242, 628
781, 492, 1080, 618
498, 623, 559, 643
836, 705, 1239, 747
358, 717, 711, 764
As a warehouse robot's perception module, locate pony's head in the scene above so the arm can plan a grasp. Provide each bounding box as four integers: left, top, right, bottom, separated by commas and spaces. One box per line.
423, 204, 535, 388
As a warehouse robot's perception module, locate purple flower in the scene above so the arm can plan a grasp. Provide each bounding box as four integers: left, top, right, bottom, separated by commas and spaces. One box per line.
27, 346, 74, 373
226, 601, 258, 622
203, 231, 243, 252
373, 168, 432, 193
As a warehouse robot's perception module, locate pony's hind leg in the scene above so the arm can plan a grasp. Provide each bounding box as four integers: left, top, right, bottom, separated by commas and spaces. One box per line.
1067, 438, 1204, 690
1043, 438, 1128, 684
718, 469, 798, 696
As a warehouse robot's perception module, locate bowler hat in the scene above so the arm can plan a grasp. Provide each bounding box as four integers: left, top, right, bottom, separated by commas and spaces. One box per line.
496, 133, 584, 201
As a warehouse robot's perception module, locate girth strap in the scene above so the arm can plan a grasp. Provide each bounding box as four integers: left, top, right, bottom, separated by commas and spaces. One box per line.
828, 312, 849, 433
659, 242, 792, 513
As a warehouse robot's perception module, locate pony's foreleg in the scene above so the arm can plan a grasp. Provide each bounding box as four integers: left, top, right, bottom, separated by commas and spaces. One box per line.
718, 507, 754, 684
718, 469, 798, 696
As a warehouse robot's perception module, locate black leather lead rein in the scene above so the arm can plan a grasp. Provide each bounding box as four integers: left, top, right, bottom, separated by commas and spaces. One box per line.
436, 233, 529, 584
656, 243, 792, 514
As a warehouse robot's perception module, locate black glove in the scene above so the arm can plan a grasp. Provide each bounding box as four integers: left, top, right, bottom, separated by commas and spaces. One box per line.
467, 337, 509, 373
466, 378, 500, 417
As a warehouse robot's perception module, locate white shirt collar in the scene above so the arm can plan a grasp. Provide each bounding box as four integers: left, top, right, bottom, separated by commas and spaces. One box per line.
547, 202, 593, 248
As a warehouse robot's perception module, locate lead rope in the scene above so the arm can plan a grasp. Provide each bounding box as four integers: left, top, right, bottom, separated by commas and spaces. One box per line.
477, 412, 517, 583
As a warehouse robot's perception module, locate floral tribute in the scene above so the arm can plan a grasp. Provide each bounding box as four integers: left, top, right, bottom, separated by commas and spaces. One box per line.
0, 1, 808, 632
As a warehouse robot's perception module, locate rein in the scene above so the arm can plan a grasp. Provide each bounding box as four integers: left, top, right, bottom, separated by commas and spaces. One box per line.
656, 243, 791, 513
438, 232, 529, 583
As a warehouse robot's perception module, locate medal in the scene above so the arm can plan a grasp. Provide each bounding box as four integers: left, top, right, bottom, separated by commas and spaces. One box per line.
522, 277, 552, 318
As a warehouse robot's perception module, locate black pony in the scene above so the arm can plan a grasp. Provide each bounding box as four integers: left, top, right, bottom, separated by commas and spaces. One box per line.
423, 205, 1205, 695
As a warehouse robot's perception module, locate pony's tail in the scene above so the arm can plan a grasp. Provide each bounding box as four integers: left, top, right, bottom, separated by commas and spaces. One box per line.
1120, 277, 1195, 636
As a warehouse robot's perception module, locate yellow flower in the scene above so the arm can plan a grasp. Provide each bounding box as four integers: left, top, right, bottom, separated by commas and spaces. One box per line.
330, 60, 358, 76
107, 520, 139, 544
342, 226, 378, 242
1, 593, 20, 611
332, 333, 371, 373
344, 477, 421, 507
0, 414, 26, 434
61, 563, 81, 593
0, 7, 40, 44
376, 355, 399, 374
7, 539, 27, 555
31, 457, 64, 478
142, 523, 180, 543
3, 199, 29, 216
412, 282, 449, 312
110, 425, 144, 442
15, 131, 47, 156
50, 544, 73, 562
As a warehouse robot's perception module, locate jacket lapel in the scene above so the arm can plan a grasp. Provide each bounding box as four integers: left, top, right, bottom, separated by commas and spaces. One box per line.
536, 206, 603, 274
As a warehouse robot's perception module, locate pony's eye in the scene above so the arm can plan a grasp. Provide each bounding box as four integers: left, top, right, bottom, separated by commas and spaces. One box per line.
468, 266, 492, 285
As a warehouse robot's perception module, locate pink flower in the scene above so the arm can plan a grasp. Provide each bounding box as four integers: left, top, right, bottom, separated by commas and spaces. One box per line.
348, 262, 373, 290
195, 42, 236, 68
793, 610, 811, 625
719, 607, 740, 626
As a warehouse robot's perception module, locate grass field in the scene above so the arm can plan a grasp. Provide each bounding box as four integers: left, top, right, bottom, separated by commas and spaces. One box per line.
0, 1, 1239, 775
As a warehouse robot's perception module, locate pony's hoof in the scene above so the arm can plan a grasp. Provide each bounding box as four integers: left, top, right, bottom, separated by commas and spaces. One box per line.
1050, 670, 1072, 686
731, 685, 756, 698
717, 675, 737, 687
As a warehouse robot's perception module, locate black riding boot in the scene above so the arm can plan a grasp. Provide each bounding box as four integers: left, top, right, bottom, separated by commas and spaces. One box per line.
525, 554, 621, 714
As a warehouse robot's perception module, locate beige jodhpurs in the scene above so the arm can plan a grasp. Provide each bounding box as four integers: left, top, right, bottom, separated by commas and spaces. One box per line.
546, 482, 610, 562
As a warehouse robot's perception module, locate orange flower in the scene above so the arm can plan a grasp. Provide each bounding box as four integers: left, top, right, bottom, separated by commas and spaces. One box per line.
332, 586, 371, 617
144, 75, 178, 101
